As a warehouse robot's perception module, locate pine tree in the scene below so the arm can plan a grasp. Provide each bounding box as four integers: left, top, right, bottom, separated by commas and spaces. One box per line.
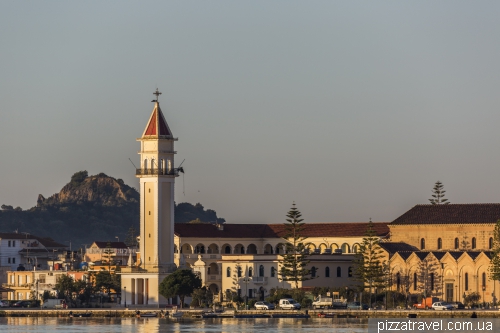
489, 220, 500, 281
279, 202, 311, 289
353, 219, 386, 306
429, 181, 450, 205
124, 226, 138, 248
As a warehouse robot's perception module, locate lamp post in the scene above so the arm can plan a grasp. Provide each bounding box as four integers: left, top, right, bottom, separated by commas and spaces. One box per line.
124, 286, 127, 308
482, 286, 486, 307
245, 265, 249, 310
115, 236, 119, 242
441, 263, 445, 302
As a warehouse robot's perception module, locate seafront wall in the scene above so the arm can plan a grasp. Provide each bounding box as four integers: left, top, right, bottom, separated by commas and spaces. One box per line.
1, 309, 499, 318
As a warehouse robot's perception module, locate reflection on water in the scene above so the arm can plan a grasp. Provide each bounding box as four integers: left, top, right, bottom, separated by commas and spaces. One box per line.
0, 317, 369, 333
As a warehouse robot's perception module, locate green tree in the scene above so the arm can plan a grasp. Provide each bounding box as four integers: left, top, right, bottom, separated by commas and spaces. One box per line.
159, 269, 202, 308
70, 170, 88, 186
416, 257, 442, 300
102, 242, 114, 272
429, 181, 450, 205
95, 271, 120, 295
191, 286, 213, 308
279, 202, 311, 289
124, 226, 138, 248
489, 219, 500, 283
54, 275, 76, 306
353, 219, 386, 307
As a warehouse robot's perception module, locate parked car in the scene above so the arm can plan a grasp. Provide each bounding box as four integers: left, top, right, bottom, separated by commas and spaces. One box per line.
450, 302, 465, 309
431, 302, 453, 310
0, 300, 9, 308
347, 302, 369, 310
254, 301, 275, 310
279, 298, 301, 310
12, 301, 31, 308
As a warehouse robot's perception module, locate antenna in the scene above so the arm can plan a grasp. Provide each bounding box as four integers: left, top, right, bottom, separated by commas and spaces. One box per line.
176, 159, 185, 174
175, 159, 186, 195
128, 158, 138, 169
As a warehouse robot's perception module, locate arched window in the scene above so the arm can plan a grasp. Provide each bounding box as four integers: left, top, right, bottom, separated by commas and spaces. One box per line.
224, 245, 231, 254
348, 267, 353, 277
465, 273, 469, 290
271, 267, 275, 277
472, 237, 476, 249
151, 159, 155, 170
455, 238, 459, 249
341, 243, 350, 253
420, 238, 425, 250
430, 273, 434, 290
482, 272, 487, 288
160, 159, 164, 173
259, 265, 264, 277
237, 266, 242, 278
413, 272, 417, 290
226, 267, 231, 277
337, 267, 341, 277
396, 273, 401, 291
311, 267, 316, 278
437, 238, 442, 250
490, 237, 494, 249
325, 267, 330, 278
248, 267, 253, 277
144, 159, 148, 171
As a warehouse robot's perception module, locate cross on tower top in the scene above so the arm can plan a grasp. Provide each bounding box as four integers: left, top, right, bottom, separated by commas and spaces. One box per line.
153, 88, 162, 102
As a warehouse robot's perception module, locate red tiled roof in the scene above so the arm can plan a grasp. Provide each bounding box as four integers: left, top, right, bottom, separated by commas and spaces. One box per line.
143, 103, 171, 137
174, 222, 389, 239
92, 241, 128, 249
391, 204, 500, 225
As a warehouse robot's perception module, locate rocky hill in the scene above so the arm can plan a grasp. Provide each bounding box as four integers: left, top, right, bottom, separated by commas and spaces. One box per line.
0, 171, 224, 249
37, 171, 139, 207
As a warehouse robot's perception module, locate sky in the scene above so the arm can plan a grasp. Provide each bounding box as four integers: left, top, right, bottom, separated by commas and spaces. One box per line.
2, 1, 500, 224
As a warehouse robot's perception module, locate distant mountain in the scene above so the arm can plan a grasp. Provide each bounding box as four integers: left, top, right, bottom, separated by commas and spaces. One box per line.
0, 171, 224, 249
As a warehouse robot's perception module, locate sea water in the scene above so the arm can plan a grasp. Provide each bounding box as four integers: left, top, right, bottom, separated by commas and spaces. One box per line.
0, 317, 369, 333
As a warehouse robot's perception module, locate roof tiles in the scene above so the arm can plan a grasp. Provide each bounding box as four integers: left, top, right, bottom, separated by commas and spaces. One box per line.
174, 222, 389, 239
391, 204, 500, 225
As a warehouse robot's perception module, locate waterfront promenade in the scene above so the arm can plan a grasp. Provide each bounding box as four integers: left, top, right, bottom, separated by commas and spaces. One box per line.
1, 308, 499, 318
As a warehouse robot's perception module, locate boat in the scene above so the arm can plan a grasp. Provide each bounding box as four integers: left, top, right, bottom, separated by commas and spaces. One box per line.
317, 312, 335, 318
271, 313, 310, 318
201, 311, 219, 318
234, 314, 271, 318
168, 307, 184, 318
77, 312, 92, 318
170, 312, 184, 318
139, 312, 158, 318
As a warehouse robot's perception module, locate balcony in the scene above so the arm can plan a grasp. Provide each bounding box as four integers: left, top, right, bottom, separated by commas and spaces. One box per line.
252, 277, 268, 284
136, 168, 179, 176
177, 254, 222, 260
207, 274, 221, 281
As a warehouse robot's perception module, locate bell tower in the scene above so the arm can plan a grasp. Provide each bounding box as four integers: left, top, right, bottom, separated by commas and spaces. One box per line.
136, 88, 178, 271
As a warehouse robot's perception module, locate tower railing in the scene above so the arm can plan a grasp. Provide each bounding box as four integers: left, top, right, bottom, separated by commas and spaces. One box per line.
136, 168, 179, 176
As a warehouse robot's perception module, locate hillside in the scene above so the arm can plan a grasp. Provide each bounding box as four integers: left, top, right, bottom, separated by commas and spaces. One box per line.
0, 171, 224, 249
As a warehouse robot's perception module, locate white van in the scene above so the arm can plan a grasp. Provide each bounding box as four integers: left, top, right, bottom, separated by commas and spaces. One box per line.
279, 298, 301, 310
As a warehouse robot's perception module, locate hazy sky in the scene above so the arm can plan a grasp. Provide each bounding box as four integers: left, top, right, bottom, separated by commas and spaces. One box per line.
2, 1, 500, 224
